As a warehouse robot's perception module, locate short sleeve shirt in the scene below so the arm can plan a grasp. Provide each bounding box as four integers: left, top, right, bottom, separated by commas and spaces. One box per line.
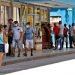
59, 25, 64, 36
25, 27, 34, 40
12, 26, 23, 40
71, 26, 75, 36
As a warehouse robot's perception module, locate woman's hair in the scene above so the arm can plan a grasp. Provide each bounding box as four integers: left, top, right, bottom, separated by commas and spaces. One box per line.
4, 25, 7, 29
0, 24, 3, 31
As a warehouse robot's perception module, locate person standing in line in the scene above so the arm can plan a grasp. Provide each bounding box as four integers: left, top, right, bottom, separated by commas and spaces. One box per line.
12, 21, 23, 57
0, 25, 5, 66
63, 24, 68, 48
71, 24, 75, 47
23, 22, 35, 56
59, 21, 64, 50
68, 25, 73, 48
7, 19, 14, 56
73, 24, 75, 47
47, 23, 53, 48
3, 25, 8, 43
3, 25, 9, 54
53, 23, 60, 50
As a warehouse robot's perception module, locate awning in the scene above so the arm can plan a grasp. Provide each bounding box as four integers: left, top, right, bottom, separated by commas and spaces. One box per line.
15, 0, 75, 8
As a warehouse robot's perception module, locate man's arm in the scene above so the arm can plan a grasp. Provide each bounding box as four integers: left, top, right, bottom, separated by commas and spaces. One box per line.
20, 27, 23, 41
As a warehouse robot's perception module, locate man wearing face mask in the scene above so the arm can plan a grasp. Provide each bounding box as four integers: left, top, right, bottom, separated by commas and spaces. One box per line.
23, 22, 34, 56
12, 21, 23, 57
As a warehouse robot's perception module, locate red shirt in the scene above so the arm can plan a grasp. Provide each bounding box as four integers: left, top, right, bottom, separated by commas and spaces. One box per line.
53, 26, 60, 37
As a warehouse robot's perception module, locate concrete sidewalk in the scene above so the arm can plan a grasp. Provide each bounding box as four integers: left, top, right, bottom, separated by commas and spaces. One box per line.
3, 48, 75, 65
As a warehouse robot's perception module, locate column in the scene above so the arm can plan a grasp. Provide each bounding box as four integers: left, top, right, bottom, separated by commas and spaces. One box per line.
48, 8, 50, 23
72, 8, 75, 23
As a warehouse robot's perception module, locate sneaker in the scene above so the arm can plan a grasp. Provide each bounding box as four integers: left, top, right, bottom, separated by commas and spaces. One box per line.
70, 46, 73, 48
59, 48, 62, 50
17, 54, 20, 57
11, 54, 15, 57
23, 53, 27, 56
31, 53, 33, 56
54, 47, 57, 50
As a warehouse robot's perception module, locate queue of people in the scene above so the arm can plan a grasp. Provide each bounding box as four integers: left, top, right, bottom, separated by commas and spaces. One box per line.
53, 21, 75, 50
0, 19, 35, 66
0, 18, 75, 66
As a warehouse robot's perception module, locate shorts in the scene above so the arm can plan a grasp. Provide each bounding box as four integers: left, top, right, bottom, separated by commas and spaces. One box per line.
12, 39, 21, 48
0, 44, 5, 53
26, 39, 34, 48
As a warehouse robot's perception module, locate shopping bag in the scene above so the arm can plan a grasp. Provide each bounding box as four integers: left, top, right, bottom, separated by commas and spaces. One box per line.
5, 43, 9, 53
22, 44, 24, 49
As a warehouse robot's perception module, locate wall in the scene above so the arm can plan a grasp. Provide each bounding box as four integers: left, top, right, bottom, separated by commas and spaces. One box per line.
72, 8, 75, 23
50, 8, 73, 25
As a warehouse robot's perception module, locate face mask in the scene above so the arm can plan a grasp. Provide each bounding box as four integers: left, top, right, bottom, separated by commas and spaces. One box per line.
16, 24, 18, 26
26, 25, 30, 28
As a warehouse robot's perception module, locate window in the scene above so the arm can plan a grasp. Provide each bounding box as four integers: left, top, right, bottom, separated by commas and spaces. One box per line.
28, 6, 33, 14
0, 6, 10, 25
34, 7, 40, 24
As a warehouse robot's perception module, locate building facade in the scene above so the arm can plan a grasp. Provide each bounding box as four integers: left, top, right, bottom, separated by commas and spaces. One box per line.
0, 0, 75, 50
0, 0, 49, 25
0, 0, 50, 50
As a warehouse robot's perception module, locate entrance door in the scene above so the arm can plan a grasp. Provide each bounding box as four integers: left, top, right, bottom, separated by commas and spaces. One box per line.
50, 16, 61, 25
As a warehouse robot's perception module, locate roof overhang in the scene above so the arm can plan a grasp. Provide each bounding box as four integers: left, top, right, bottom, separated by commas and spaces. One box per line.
27, 1, 75, 8
16, 0, 75, 8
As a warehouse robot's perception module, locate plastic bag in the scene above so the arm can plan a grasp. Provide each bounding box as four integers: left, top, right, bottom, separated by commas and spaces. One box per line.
5, 43, 9, 53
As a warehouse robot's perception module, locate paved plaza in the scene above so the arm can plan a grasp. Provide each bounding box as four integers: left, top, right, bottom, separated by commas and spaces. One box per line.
3, 48, 75, 65
0, 49, 75, 74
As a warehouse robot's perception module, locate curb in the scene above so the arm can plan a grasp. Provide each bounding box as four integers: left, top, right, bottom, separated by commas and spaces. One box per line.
3, 50, 75, 66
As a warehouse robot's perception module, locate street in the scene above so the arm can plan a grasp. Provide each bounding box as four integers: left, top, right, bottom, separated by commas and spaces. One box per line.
0, 53, 75, 74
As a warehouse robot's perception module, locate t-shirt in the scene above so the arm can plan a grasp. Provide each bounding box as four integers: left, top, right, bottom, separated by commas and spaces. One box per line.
53, 26, 60, 37
63, 27, 68, 37
71, 26, 75, 36
12, 26, 23, 40
0, 32, 4, 44
8, 23, 14, 37
4, 31, 8, 43
25, 27, 34, 40
59, 24, 64, 36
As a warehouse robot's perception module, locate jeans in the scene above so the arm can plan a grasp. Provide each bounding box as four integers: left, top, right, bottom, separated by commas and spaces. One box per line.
55, 36, 59, 49
63, 36, 68, 48
59, 35, 63, 49
69, 36, 73, 47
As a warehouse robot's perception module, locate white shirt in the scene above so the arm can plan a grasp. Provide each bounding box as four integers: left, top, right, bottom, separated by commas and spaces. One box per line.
71, 26, 75, 36
59, 24, 64, 36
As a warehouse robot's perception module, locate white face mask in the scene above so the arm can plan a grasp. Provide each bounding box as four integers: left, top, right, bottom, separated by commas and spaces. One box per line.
15, 24, 18, 26
26, 25, 30, 28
